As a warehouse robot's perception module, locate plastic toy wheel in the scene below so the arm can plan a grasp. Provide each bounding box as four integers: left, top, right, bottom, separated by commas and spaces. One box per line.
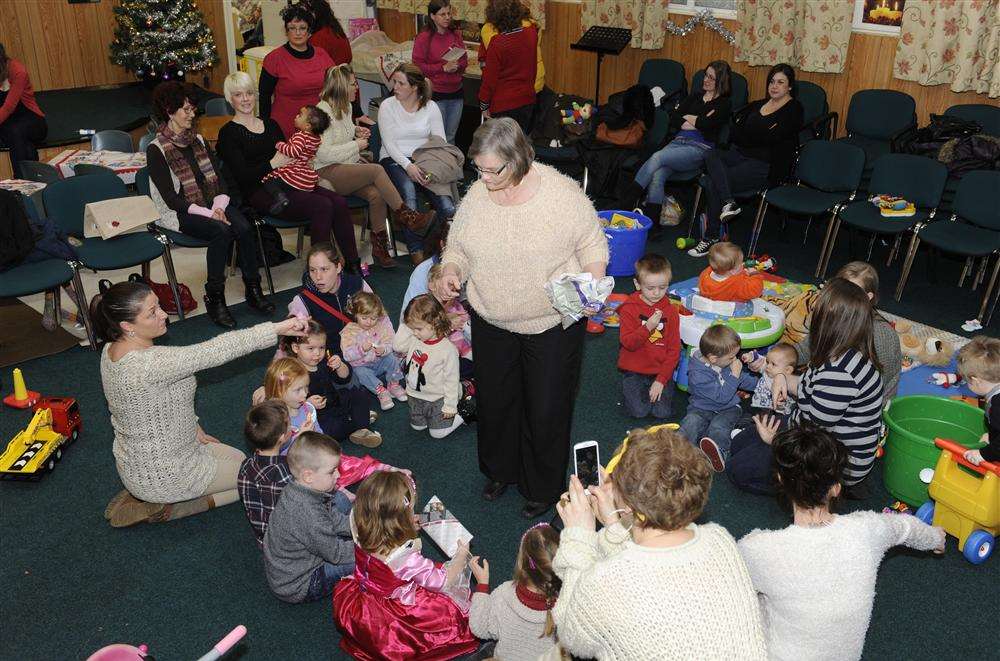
71, 430, 79, 443
54, 448, 62, 461
46, 458, 55, 472
963, 530, 995, 564
915, 501, 935, 525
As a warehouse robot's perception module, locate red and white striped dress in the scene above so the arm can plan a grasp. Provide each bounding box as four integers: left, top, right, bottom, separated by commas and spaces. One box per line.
262, 130, 320, 191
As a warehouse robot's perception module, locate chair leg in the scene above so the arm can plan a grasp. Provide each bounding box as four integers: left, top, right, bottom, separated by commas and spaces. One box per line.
816, 211, 837, 278
959, 257, 972, 288
865, 234, 876, 262
886, 234, 902, 267
974, 257, 988, 291
160, 243, 186, 321
894, 234, 921, 302
384, 214, 398, 258
254, 221, 275, 296
141, 261, 151, 280
686, 185, 703, 238
802, 216, 812, 246
53, 286, 63, 326
978, 254, 1000, 322
747, 200, 768, 257
296, 227, 305, 257
70, 265, 97, 350
818, 215, 842, 279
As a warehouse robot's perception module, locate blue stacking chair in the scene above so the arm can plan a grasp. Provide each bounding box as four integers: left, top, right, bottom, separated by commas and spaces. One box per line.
91, 130, 133, 153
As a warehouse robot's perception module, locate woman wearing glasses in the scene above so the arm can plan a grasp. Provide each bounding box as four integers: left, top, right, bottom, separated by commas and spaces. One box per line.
258, 4, 333, 138
439, 118, 608, 519
378, 63, 458, 265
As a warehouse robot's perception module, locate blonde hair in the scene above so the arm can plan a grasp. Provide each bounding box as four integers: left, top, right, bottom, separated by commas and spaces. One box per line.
835, 261, 880, 306
957, 335, 1000, 383
403, 294, 451, 339
699, 324, 741, 358
613, 427, 712, 531
223, 71, 256, 106
320, 63, 354, 120
353, 471, 419, 555
707, 241, 744, 274
287, 431, 342, 477
347, 291, 387, 320
391, 63, 432, 109
264, 357, 309, 401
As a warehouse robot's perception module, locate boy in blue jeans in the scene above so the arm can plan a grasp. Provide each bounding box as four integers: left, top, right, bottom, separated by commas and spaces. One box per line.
680, 325, 758, 473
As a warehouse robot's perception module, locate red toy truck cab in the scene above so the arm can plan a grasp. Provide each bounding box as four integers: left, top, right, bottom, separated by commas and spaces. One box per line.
33, 397, 82, 439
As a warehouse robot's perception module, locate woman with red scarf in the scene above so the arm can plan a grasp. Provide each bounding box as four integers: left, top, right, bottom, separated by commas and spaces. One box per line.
146, 82, 274, 329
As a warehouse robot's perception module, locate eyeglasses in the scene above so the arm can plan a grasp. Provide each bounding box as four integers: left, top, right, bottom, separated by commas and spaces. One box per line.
473, 162, 508, 176
287, 25, 309, 33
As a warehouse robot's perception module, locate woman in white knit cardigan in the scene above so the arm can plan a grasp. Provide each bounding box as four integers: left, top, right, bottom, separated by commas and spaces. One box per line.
552, 427, 767, 660
95, 281, 306, 528
313, 64, 435, 269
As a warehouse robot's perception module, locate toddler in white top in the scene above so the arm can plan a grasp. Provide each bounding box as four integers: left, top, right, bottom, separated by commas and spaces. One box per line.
742, 342, 798, 416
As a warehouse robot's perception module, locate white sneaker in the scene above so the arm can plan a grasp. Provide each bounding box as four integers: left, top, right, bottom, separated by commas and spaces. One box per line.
429, 414, 465, 439
720, 201, 741, 220
687, 238, 717, 257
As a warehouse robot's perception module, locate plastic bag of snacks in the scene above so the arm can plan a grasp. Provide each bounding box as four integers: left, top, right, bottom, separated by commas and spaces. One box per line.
545, 272, 616, 328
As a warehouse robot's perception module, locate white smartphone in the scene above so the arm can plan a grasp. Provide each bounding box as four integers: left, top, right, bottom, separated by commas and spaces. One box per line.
573, 440, 602, 492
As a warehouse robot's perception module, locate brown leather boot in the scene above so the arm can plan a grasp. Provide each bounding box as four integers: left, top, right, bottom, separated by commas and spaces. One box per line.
395, 204, 436, 234
371, 231, 396, 269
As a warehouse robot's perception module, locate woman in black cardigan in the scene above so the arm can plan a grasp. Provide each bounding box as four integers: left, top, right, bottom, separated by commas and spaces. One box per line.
688, 63, 803, 257
621, 60, 733, 227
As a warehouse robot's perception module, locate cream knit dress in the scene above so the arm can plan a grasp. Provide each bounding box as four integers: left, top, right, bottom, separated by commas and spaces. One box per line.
100, 322, 277, 503
552, 522, 766, 661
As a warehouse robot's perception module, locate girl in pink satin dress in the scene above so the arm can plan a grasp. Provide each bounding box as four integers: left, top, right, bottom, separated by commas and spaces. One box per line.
334, 472, 478, 660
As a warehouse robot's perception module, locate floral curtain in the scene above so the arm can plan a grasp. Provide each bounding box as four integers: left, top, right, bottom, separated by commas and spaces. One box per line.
733, 0, 854, 74
376, 0, 546, 29
894, 0, 1000, 98
580, 0, 674, 51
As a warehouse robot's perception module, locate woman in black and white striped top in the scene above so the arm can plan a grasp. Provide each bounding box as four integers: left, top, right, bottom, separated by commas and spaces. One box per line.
728, 279, 884, 493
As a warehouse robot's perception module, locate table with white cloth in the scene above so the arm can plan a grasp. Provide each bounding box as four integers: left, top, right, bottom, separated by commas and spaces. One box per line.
47, 149, 146, 185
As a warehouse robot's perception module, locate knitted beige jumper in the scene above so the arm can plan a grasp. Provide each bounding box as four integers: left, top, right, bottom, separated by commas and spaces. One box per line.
552, 522, 767, 661
100, 323, 277, 503
469, 581, 559, 661
441, 163, 609, 334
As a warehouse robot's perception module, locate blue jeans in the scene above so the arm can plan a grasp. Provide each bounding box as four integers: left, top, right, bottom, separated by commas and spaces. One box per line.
678, 406, 743, 458
302, 490, 354, 601
435, 98, 464, 145
634, 139, 710, 204
621, 371, 674, 419
353, 353, 404, 395
380, 158, 456, 252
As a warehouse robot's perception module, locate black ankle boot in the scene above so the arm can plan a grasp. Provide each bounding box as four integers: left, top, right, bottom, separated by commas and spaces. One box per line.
244, 280, 275, 315
619, 180, 646, 211
344, 259, 362, 275
204, 285, 236, 329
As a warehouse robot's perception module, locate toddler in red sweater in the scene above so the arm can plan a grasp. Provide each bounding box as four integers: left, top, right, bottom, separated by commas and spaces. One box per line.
618, 253, 681, 419
262, 105, 330, 204
697, 242, 764, 303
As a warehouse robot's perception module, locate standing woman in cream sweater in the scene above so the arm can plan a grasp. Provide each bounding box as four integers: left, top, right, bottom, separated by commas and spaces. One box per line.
439, 118, 608, 519
314, 64, 435, 270
95, 281, 306, 528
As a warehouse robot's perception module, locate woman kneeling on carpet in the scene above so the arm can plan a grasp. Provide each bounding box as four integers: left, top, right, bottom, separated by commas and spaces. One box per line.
146, 81, 273, 329
552, 427, 766, 659
97, 281, 307, 528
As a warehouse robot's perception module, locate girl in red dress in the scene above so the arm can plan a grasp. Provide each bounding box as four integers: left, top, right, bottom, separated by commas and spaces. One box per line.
334, 472, 478, 660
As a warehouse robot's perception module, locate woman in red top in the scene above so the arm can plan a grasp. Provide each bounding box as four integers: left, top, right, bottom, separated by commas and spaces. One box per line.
412, 0, 468, 145
258, 4, 334, 138
306, 0, 352, 65
478, 0, 537, 135
0, 44, 47, 179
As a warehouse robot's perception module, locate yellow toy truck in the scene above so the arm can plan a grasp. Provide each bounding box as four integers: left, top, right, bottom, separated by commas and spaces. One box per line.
0, 397, 81, 479
915, 438, 1000, 565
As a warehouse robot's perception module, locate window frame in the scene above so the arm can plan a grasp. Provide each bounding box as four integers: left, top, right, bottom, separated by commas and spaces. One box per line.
851, 0, 904, 36
667, 0, 738, 21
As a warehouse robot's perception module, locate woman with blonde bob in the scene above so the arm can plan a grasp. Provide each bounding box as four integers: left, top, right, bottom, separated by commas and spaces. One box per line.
314, 64, 435, 269
552, 427, 766, 659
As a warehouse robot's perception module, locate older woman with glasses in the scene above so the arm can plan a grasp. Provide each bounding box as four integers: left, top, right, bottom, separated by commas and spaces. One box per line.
439, 118, 608, 519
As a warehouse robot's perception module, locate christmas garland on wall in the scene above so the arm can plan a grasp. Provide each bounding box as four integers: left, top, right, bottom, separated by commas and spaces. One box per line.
665, 9, 736, 45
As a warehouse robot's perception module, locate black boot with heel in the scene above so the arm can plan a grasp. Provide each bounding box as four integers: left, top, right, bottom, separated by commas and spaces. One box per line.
204, 283, 236, 329
244, 279, 275, 315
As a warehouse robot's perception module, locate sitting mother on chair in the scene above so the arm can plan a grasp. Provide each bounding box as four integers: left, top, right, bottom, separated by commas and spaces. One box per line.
97, 280, 306, 528
146, 81, 273, 329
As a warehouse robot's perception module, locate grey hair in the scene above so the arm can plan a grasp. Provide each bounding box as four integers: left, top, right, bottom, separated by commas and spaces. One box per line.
468, 117, 534, 185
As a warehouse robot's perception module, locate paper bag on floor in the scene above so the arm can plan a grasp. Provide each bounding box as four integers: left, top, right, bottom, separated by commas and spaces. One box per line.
419, 496, 473, 558
84, 195, 160, 239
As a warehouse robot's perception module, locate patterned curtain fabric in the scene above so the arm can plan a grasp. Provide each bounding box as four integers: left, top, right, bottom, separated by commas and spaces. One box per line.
377, 0, 546, 29
734, 0, 854, 74
580, 0, 673, 51
894, 0, 1000, 98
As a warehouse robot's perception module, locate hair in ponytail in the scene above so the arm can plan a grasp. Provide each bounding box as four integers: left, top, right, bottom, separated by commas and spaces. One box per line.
391, 63, 433, 109
513, 523, 562, 637
89, 280, 153, 343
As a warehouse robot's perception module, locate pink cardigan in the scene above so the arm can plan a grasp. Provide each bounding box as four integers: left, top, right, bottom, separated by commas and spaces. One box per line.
412, 29, 467, 96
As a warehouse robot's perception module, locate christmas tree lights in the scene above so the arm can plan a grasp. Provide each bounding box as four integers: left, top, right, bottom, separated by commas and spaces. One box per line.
109, 0, 219, 82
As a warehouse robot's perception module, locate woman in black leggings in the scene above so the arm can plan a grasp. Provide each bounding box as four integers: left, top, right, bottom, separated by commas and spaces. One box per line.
0, 44, 47, 179
688, 63, 803, 257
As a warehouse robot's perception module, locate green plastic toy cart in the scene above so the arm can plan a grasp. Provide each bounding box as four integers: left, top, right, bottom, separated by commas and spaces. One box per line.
882, 396, 987, 506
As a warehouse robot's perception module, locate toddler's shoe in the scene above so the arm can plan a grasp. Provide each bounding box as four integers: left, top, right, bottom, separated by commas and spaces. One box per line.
349, 428, 383, 448
388, 381, 408, 401
375, 385, 395, 410
699, 437, 726, 473
687, 238, 718, 258
720, 200, 741, 220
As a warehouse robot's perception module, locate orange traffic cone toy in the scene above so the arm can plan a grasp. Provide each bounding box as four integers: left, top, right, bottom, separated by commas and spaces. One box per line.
4, 368, 41, 409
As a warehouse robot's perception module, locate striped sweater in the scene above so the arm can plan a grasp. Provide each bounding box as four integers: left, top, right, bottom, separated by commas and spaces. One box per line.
791, 349, 884, 485
262, 130, 320, 191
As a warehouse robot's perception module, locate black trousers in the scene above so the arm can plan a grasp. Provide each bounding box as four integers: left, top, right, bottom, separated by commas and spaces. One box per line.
0, 109, 47, 179
176, 203, 259, 290
471, 312, 586, 504
700, 147, 769, 240
494, 103, 535, 137
319, 384, 371, 441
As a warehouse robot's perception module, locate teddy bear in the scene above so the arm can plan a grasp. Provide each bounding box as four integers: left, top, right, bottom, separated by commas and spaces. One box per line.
896, 320, 955, 370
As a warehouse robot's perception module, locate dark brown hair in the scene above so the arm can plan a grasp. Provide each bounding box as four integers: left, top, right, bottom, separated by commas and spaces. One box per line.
280, 2, 315, 31
486, 0, 529, 33
353, 471, 420, 555
300, 104, 330, 134
89, 280, 154, 343
513, 524, 562, 636
244, 399, 291, 451
772, 422, 846, 510
306, 0, 345, 37
279, 319, 327, 355
808, 278, 879, 370
391, 63, 433, 109
634, 253, 672, 281
705, 60, 732, 99
151, 82, 199, 124
306, 241, 344, 267
403, 294, 452, 338
424, 0, 456, 32
699, 324, 741, 359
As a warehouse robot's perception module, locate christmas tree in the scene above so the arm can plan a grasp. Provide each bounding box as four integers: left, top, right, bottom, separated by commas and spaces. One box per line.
109, 0, 219, 83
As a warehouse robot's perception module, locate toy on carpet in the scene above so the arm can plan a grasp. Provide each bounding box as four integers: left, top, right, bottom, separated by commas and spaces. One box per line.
600, 212, 642, 230
882, 500, 914, 515
560, 101, 592, 125
676, 237, 698, 250
744, 255, 776, 273
586, 292, 629, 334
915, 438, 999, 564
87, 625, 247, 661
0, 396, 81, 479
870, 194, 916, 218
4, 368, 40, 409
929, 372, 962, 388
896, 320, 956, 369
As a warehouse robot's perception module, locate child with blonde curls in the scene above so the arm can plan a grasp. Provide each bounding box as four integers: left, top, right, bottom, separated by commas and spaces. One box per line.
334, 471, 478, 659
393, 294, 464, 438
469, 523, 564, 660
340, 291, 407, 411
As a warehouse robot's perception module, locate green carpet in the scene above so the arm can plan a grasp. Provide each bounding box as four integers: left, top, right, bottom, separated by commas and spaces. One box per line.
1, 217, 995, 660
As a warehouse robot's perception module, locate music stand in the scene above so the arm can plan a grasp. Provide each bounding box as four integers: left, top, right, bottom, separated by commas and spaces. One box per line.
570, 26, 632, 102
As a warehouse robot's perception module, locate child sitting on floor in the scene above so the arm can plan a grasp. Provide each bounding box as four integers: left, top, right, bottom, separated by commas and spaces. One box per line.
956, 335, 1000, 466
334, 471, 479, 660
743, 342, 798, 417
262, 432, 355, 603
697, 241, 764, 303
261, 105, 330, 196
469, 523, 564, 660
680, 325, 758, 473
237, 400, 397, 546
340, 291, 407, 411
428, 263, 474, 371
617, 253, 681, 420
393, 294, 464, 439
263, 357, 320, 452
